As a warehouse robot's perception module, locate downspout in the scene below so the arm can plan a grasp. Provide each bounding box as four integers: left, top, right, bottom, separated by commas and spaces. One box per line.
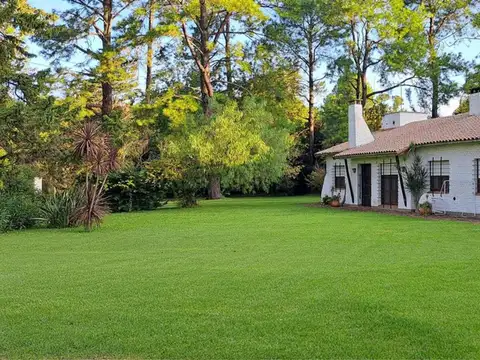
344, 159, 355, 203
396, 156, 407, 207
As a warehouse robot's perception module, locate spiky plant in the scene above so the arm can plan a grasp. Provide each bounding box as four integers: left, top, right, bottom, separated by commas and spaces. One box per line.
40, 188, 83, 228
72, 122, 120, 231
403, 154, 429, 210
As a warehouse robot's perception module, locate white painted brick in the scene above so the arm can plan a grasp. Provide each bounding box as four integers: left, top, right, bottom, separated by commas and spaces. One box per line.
321, 142, 480, 215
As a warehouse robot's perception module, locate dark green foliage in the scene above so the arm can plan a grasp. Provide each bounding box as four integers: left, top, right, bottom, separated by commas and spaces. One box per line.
306, 166, 326, 193
0, 192, 40, 232
40, 188, 83, 228
171, 167, 206, 208
106, 169, 168, 212
0, 165, 36, 195
321, 195, 332, 205
403, 154, 428, 209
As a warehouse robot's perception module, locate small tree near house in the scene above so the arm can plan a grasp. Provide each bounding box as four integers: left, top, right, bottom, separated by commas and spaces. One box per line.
403, 154, 428, 210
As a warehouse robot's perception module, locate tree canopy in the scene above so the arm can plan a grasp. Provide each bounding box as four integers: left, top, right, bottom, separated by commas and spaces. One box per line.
2, 0, 480, 202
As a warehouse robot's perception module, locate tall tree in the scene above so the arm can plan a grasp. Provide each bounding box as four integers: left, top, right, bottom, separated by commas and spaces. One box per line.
407, 0, 475, 117
167, 0, 264, 198
116, 0, 178, 103
320, 68, 403, 147
0, 0, 60, 185
38, 0, 140, 120
1, 0, 53, 103
267, 0, 339, 165
334, 0, 426, 108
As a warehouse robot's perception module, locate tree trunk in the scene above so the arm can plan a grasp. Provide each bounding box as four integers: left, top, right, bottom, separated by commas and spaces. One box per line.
145, 0, 154, 104
429, 47, 439, 118
428, 17, 439, 118
101, 0, 113, 118
307, 34, 315, 166
199, 0, 214, 116
101, 82, 113, 117
431, 74, 439, 118
361, 72, 368, 108
199, 0, 221, 199
224, 17, 233, 98
208, 176, 221, 200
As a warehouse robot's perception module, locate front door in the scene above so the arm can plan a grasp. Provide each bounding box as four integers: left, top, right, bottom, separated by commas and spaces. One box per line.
361, 164, 372, 207
381, 175, 398, 206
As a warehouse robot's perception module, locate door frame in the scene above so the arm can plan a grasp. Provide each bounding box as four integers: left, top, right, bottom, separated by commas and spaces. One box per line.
360, 164, 372, 207
381, 174, 399, 207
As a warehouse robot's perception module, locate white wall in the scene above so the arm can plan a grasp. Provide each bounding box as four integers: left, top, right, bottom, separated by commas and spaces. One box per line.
412, 143, 480, 215
382, 112, 428, 130
321, 157, 356, 205
322, 142, 480, 214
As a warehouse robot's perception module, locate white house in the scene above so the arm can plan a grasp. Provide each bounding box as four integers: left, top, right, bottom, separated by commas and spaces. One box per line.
317, 90, 480, 216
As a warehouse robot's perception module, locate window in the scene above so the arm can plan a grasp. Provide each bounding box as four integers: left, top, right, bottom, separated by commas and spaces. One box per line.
476, 159, 480, 194
334, 164, 346, 189
429, 159, 450, 193
379, 159, 398, 176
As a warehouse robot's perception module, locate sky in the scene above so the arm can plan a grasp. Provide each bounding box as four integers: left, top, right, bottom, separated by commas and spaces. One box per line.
27, 0, 480, 116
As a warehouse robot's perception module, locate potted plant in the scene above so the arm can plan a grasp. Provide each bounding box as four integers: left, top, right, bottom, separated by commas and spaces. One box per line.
330, 194, 341, 207
419, 201, 432, 216
321, 195, 332, 206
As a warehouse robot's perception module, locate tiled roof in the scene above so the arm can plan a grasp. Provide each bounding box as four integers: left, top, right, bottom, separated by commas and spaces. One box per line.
315, 142, 349, 155
317, 113, 480, 159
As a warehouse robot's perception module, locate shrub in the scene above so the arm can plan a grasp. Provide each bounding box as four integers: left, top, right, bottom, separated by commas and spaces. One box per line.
1, 165, 36, 195
40, 188, 83, 228
105, 169, 169, 212
307, 166, 326, 193
172, 173, 204, 208
0, 192, 40, 232
321, 195, 332, 205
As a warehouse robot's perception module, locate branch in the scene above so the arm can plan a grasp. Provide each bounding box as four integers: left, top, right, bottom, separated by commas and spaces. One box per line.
212, 12, 231, 47
73, 44, 97, 57
181, 21, 206, 73
366, 76, 417, 98
70, 0, 105, 19
112, 0, 138, 19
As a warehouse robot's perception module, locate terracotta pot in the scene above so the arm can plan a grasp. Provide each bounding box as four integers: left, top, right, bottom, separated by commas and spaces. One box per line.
330, 200, 340, 208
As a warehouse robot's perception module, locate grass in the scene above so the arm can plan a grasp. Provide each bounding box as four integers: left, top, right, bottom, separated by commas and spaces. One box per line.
1, 196, 480, 359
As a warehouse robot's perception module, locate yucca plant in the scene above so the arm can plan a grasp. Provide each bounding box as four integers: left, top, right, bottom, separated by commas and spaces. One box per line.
403, 154, 428, 210
72, 122, 120, 231
40, 188, 82, 228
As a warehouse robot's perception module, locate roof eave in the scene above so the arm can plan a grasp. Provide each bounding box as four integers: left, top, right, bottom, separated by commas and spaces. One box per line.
333, 151, 398, 159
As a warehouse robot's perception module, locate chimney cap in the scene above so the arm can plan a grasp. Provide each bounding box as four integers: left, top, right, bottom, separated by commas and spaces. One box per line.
470, 87, 480, 94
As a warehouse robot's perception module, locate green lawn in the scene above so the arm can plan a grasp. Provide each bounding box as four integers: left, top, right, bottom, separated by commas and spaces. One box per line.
1, 196, 480, 359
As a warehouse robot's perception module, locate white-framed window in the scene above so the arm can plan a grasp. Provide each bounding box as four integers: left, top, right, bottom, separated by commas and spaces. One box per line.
429, 159, 450, 193
333, 164, 346, 189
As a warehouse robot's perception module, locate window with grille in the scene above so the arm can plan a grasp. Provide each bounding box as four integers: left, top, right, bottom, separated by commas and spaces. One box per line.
476, 159, 480, 194
379, 159, 398, 176
334, 164, 346, 189
429, 159, 449, 193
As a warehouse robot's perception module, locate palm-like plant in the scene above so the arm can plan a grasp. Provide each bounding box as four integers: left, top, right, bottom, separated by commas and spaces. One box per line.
72, 122, 120, 231
403, 154, 428, 210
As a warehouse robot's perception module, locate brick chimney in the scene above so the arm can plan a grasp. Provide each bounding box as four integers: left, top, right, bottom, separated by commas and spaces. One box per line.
348, 101, 374, 148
